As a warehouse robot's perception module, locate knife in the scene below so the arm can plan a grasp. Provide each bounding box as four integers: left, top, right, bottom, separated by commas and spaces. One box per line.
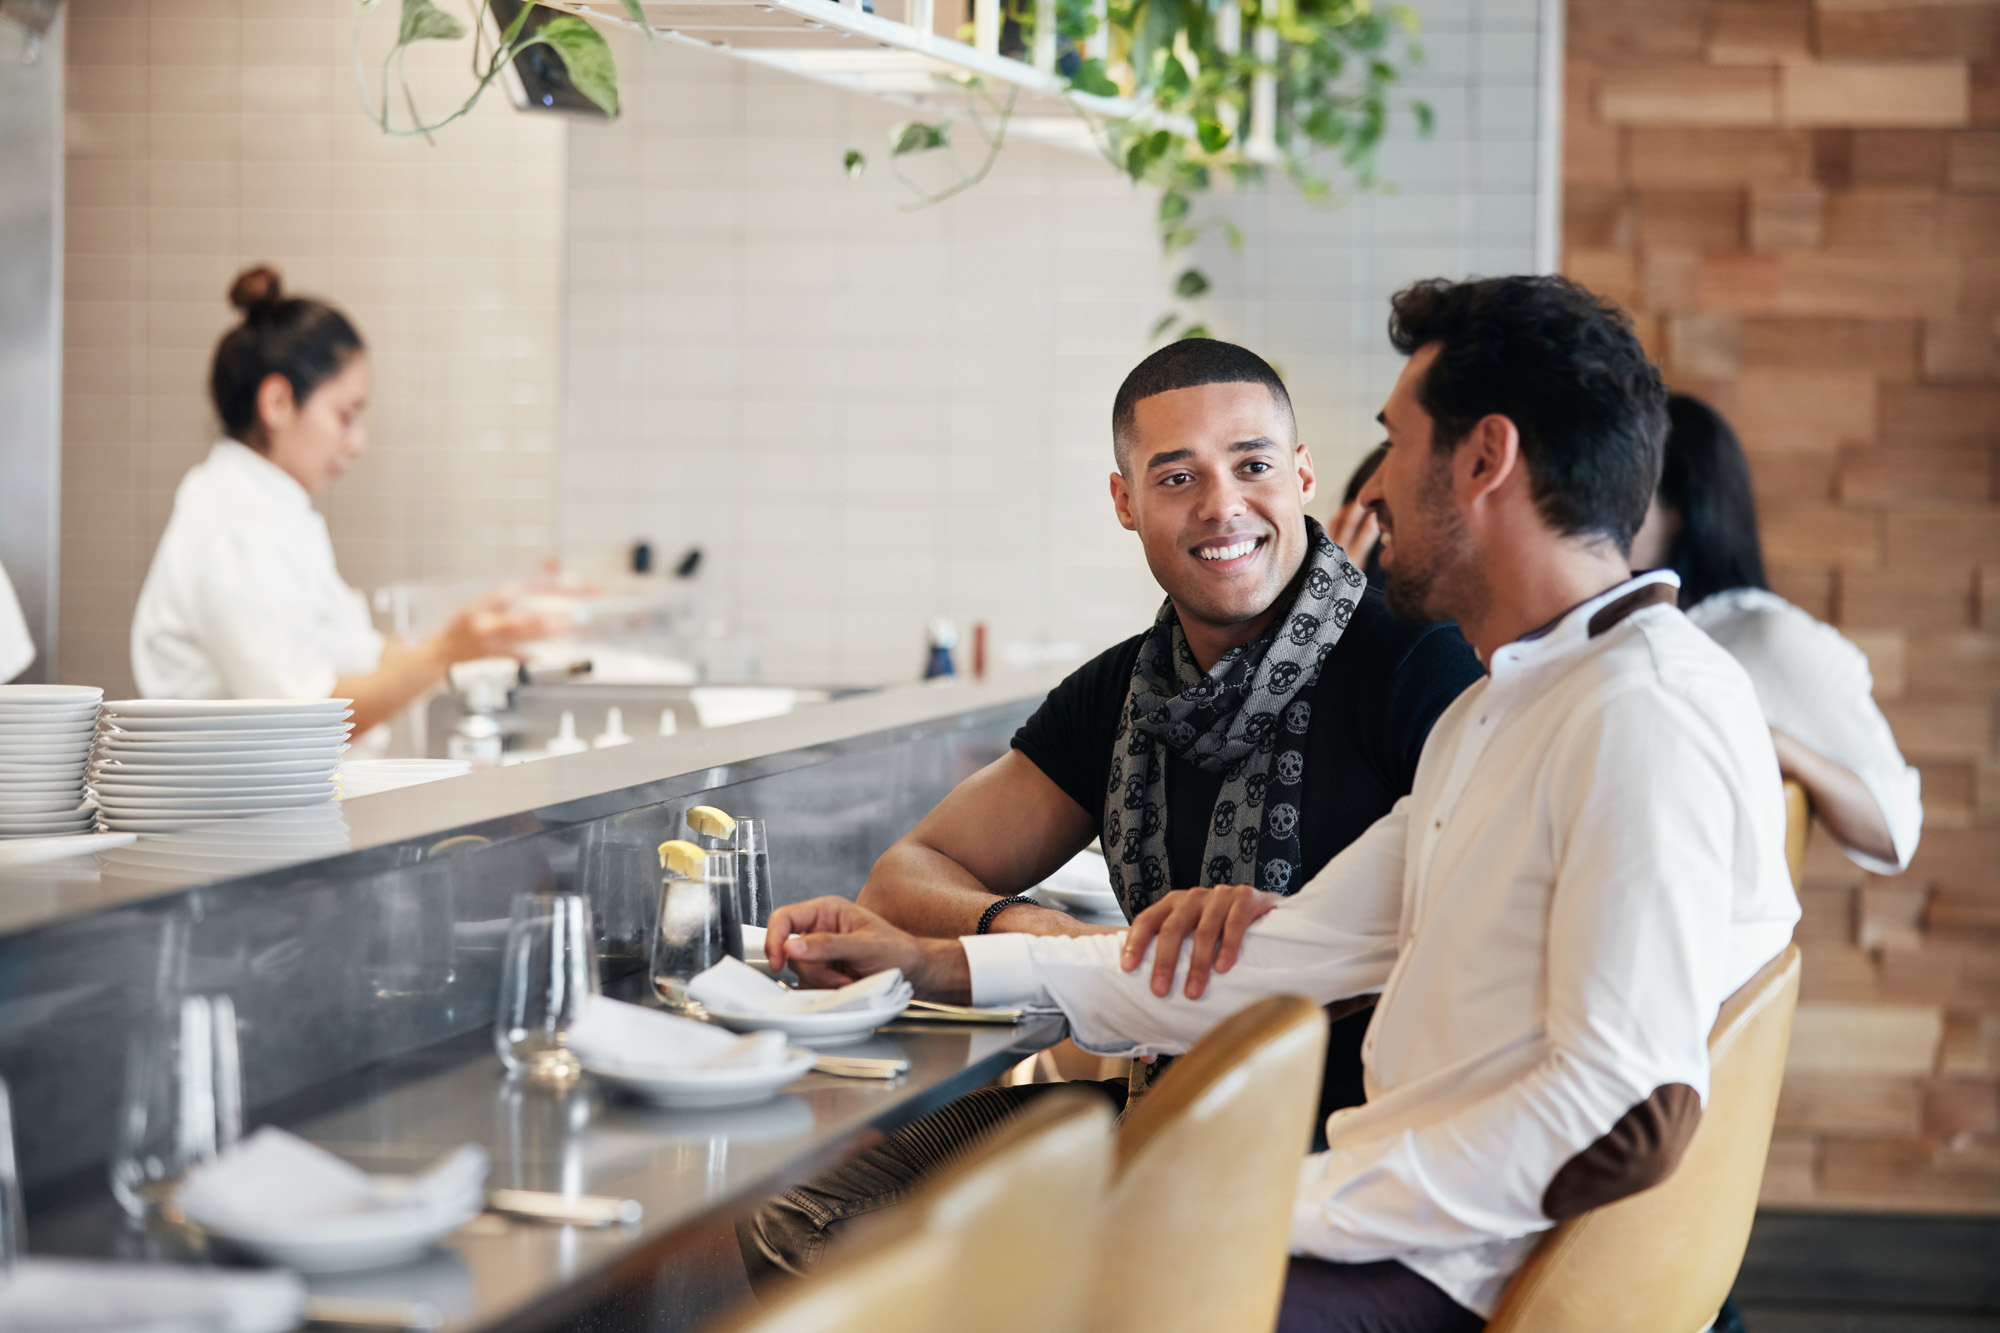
303, 1296, 444, 1330
486, 1188, 643, 1227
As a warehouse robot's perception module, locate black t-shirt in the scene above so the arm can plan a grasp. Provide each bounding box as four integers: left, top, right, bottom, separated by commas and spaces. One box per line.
1011, 585, 1484, 1132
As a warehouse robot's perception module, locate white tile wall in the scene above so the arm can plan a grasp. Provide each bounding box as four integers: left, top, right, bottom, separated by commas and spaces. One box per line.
60, 0, 563, 697
561, 0, 1548, 687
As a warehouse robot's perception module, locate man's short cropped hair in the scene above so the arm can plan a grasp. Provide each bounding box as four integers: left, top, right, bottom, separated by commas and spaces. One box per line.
1111, 338, 1296, 472
1388, 275, 1667, 554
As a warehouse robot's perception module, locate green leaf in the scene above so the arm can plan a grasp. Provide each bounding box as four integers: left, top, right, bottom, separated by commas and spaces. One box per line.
618, 0, 655, 36
1150, 311, 1180, 340
1177, 323, 1210, 339
1158, 190, 1190, 224
1221, 218, 1244, 253
844, 149, 868, 178
538, 15, 619, 116
1068, 57, 1120, 97
890, 120, 951, 155
1174, 268, 1210, 299
1195, 115, 1229, 153
1413, 98, 1434, 136
397, 0, 466, 44
1161, 223, 1198, 252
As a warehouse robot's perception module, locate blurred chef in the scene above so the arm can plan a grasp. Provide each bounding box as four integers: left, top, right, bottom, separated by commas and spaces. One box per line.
0, 559, 33, 682
132, 265, 551, 739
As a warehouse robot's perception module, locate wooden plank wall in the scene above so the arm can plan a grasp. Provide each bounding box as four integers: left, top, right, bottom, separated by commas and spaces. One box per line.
1563, 0, 2000, 1213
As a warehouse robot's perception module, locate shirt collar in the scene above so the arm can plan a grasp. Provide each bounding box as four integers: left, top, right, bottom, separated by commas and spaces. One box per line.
208, 438, 313, 513
1486, 569, 1682, 682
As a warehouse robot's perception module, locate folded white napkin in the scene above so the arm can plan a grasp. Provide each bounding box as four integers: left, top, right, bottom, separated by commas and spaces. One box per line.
0, 1257, 304, 1333
687, 956, 908, 1016
567, 994, 788, 1073
176, 1127, 488, 1236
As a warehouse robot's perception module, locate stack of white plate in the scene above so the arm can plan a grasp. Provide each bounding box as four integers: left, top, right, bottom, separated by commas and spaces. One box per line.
0, 685, 103, 838
90, 700, 351, 834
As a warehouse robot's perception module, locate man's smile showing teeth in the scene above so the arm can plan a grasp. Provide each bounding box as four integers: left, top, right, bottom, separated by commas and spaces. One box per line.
1196, 537, 1262, 563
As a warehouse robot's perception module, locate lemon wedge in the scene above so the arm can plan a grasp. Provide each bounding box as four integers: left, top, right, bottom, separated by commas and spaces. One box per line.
658, 838, 708, 878
685, 805, 737, 840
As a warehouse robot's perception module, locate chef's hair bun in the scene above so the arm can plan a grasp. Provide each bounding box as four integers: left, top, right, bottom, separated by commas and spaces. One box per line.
228, 264, 284, 317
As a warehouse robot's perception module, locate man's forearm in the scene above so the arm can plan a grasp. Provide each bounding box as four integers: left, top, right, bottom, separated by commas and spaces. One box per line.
858, 841, 1118, 940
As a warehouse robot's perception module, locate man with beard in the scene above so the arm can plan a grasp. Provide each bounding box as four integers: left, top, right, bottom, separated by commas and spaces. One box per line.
765, 276, 1800, 1331
736, 338, 1483, 1285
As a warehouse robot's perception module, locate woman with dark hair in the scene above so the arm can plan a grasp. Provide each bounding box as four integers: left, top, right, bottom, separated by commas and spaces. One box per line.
131, 266, 551, 743
1631, 392, 1921, 873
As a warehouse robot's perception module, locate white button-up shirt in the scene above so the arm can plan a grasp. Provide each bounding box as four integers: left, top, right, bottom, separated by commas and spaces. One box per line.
132, 441, 383, 701
1689, 587, 1921, 874
961, 571, 1800, 1316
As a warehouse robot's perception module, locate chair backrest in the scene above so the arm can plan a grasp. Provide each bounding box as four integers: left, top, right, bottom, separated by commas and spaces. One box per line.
1090, 995, 1330, 1333
1485, 945, 1802, 1333
719, 1228, 953, 1333
918, 1087, 1114, 1333
1783, 779, 1810, 892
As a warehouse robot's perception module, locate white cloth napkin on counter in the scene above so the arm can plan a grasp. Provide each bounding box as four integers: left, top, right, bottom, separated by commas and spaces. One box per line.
687, 956, 909, 1016
176, 1127, 488, 1236
1039, 848, 1120, 904
0, 1257, 304, 1333
568, 994, 789, 1072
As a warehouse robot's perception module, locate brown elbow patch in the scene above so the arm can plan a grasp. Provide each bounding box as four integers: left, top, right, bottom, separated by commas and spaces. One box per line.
1541, 1084, 1702, 1221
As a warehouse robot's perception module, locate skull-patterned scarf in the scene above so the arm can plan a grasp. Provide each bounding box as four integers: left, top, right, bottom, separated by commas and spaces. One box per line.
1104, 517, 1367, 920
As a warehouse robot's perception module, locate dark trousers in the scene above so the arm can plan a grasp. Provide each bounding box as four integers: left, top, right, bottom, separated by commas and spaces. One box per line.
1278, 1257, 1487, 1333
737, 1079, 1486, 1331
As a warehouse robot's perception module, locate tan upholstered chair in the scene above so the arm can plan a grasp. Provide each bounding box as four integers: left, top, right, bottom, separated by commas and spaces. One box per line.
719, 1228, 953, 1333
1484, 945, 1802, 1333
1090, 995, 1330, 1333
1783, 779, 1811, 892
915, 1087, 1113, 1333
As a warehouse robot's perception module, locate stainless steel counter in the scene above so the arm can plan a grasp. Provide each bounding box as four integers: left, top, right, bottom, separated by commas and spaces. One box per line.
31, 1012, 1069, 1332
0, 674, 1061, 1201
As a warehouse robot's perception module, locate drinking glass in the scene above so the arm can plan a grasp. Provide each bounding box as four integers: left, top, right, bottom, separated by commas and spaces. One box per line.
651, 851, 742, 1011
733, 818, 774, 928
1, 1077, 21, 1280
494, 893, 597, 1085
110, 994, 243, 1219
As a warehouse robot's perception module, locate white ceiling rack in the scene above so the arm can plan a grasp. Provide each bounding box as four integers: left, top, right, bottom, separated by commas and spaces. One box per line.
547, 0, 1192, 157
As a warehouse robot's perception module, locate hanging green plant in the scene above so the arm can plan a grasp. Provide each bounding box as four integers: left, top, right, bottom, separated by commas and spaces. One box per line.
352, 0, 645, 137
855, 0, 1428, 340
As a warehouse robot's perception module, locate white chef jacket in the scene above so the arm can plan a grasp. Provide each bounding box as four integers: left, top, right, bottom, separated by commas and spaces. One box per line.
0, 559, 34, 683
961, 571, 1801, 1317
132, 441, 384, 701
1688, 587, 1921, 874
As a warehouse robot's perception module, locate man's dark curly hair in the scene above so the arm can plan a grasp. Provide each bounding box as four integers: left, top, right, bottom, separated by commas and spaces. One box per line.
1387, 275, 1667, 553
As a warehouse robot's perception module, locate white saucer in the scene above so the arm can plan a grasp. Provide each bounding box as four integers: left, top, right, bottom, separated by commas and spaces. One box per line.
701, 996, 911, 1048
97, 735, 348, 756
94, 776, 334, 796
93, 757, 340, 778
102, 698, 351, 719
99, 792, 334, 813
0, 685, 100, 702
586, 1047, 816, 1108
184, 1188, 482, 1274
102, 716, 351, 735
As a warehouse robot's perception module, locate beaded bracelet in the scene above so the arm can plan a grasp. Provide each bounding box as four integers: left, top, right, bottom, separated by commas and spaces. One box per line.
975, 895, 1039, 935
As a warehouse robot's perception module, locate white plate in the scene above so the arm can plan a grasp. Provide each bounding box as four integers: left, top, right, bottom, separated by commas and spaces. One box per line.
586, 1048, 816, 1108
0, 813, 97, 833
0, 795, 92, 814
102, 698, 352, 719
98, 737, 349, 757
100, 791, 334, 812
0, 743, 96, 761
0, 685, 101, 702
0, 719, 97, 735
96, 772, 332, 792
0, 832, 135, 866
0, 708, 99, 725
99, 713, 352, 735
91, 756, 339, 778
0, 777, 86, 793
701, 995, 911, 1047
185, 1189, 482, 1274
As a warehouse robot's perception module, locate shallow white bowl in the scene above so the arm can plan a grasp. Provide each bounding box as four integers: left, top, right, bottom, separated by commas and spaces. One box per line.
586, 1047, 816, 1109
184, 1188, 482, 1274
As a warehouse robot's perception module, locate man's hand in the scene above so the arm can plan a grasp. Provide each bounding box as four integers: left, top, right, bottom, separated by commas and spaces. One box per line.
1119, 885, 1282, 999
764, 896, 971, 1001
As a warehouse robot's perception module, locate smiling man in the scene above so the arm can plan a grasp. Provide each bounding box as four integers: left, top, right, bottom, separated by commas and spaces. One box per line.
735, 338, 1482, 1287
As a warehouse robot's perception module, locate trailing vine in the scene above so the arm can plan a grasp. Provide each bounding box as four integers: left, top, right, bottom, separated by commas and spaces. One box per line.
851, 0, 1429, 340
352, 0, 643, 137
